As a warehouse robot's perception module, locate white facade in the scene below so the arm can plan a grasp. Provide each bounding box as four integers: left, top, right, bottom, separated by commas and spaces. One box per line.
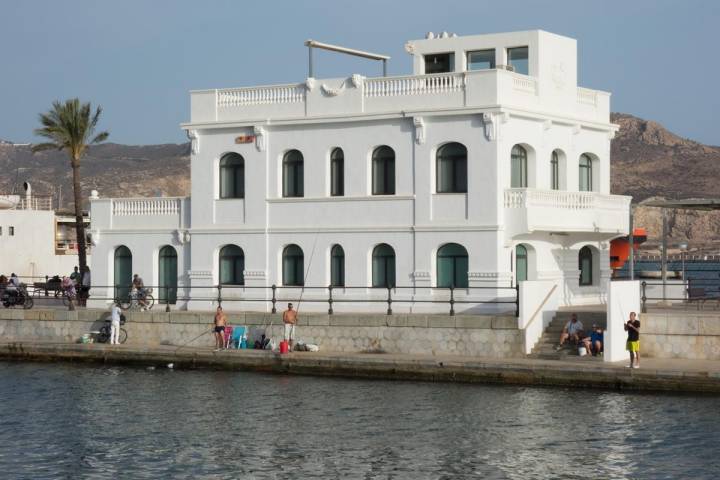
0, 201, 88, 280
89, 30, 630, 313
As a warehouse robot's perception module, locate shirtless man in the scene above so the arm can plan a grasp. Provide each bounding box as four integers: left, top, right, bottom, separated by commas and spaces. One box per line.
282, 303, 298, 350
213, 306, 227, 350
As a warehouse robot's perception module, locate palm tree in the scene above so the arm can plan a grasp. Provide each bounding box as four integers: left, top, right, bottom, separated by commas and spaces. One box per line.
32, 98, 109, 274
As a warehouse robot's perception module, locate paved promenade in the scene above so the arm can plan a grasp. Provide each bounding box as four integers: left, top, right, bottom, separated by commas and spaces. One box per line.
1, 341, 719, 393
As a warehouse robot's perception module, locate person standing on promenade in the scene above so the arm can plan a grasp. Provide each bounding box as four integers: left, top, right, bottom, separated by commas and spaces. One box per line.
213, 306, 227, 351
624, 311, 641, 368
282, 303, 298, 351
110, 301, 122, 345
80, 267, 91, 306
70, 266, 80, 284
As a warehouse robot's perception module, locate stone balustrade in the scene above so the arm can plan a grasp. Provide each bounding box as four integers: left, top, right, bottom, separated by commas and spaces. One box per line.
112, 198, 182, 216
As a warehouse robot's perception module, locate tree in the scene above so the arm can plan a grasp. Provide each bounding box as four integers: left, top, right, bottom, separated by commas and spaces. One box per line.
32, 98, 109, 275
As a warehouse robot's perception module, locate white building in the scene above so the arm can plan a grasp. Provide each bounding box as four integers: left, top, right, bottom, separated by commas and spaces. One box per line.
89, 30, 630, 313
0, 187, 90, 280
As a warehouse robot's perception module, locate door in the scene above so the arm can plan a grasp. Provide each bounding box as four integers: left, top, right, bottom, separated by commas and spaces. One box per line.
159, 245, 178, 304
114, 246, 132, 300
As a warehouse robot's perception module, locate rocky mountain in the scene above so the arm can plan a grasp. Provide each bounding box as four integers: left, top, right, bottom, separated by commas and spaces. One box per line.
1, 113, 719, 252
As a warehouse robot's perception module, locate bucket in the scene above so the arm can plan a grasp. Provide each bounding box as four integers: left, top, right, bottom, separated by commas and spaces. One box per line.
279, 340, 289, 354
578, 346, 587, 357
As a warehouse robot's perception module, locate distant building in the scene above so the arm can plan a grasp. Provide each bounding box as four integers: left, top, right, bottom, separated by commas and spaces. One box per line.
89, 30, 630, 312
0, 184, 90, 279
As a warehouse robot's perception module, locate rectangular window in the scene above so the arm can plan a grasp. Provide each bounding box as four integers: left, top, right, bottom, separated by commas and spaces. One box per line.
467, 49, 495, 71
507, 47, 529, 75
424, 53, 454, 74
9, 226, 14, 236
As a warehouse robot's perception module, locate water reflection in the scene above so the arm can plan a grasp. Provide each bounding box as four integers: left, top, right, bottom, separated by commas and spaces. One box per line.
0, 362, 718, 479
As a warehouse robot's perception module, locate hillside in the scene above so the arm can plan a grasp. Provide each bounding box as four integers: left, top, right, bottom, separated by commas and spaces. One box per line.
1, 113, 719, 252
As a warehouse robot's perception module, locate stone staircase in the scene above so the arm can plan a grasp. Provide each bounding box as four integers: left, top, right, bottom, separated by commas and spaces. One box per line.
530, 310, 607, 360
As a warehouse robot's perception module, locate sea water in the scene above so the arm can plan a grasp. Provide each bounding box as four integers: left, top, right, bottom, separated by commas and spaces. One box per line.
1, 362, 719, 479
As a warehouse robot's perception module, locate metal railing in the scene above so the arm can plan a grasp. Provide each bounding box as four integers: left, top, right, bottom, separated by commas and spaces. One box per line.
11, 278, 520, 316
640, 280, 720, 313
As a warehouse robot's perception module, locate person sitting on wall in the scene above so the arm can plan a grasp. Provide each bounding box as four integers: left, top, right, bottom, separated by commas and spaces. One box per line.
580, 324, 604, 356
555, 313, 584, 351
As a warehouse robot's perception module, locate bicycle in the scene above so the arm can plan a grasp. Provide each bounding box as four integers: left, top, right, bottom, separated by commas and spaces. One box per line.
118, 288, 154, 311
96, 319, 128, 344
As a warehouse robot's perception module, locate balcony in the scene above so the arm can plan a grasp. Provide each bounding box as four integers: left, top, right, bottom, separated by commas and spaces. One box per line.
188, 69, 610, 126
503, 188, 631, 239
90, 197, 190, 231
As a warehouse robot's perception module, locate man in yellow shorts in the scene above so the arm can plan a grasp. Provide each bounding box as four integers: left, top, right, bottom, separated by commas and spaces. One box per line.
624, 311, 641, 368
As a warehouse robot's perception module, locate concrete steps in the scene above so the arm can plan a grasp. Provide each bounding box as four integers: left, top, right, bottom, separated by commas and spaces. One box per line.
530, 311, 607, 360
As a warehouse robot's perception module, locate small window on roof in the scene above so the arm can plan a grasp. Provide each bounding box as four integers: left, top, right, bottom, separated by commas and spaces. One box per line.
507, 47, 528, 75
424, 53, 454, 74
467, 49, 495, 71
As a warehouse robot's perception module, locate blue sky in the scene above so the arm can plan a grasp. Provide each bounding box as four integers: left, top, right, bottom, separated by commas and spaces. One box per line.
1, 0, 718, 145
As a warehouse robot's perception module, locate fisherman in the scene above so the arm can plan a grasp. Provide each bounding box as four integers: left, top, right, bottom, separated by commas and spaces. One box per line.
213, 306, 227, 351
110, 301, 122, 345
625, 311, 641, 368
282, 302, 298, 350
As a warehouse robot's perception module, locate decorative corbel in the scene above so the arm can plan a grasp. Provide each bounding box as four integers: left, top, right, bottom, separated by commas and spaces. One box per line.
543, 120, 552, 131
482, 113, 497, 141
253, 126, 266, 152
88, 230, 100, 246
350, 74, 364, 89
572, 124, 582, 135
186, 130, 199, 155
305, 77, 316, 91
413, 117, 426, 145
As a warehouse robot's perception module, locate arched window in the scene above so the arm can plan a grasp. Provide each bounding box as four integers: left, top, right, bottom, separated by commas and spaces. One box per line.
114, 246, 132, 300
283, 244, 304, 286
219, 153, 244, 199
511, 145, 527, 188
283, 150, 304, 197
330, 244, 345, 287
372, 244, 396, 288
219, 245, 245, 285
579, 246, 593, 286
330, 148, 344, 197
436, 142, 467, 193
516, 245, 528, 283
437, 243, 469, 288
579, 154, 593, 192
159, 245, 178, 304
372, 146, 395, 195
551, 150, 560, 190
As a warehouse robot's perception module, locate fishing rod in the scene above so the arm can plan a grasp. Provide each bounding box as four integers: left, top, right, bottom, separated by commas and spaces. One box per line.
296, 230, 320, 315
173, 328, 211, 353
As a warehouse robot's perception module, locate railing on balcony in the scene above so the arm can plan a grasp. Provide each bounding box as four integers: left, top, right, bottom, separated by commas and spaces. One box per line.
511, 73, 538, 94
11, 196, 54, 211
364, 72, 466, 97
504, 188, 629, 210
217, 83, 305, 107
577, 87, 598, 106
112, 198, 183, 216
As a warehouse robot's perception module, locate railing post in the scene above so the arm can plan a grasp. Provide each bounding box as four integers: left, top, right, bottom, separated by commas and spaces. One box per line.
328, 285, 334, 315
217, 284, 222, 307
641, 281, 647, 313
165, 286, 171, 313
271, 284, 277, 314
449, 286, 455, 316
44, 275, 48, 297
386, 287, 393, 315
515, 282, 520, 318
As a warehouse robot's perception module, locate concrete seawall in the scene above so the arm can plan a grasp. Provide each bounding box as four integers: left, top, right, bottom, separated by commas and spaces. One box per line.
0, 308, 523, 357
2, 342, 720, 394
642, 311, 720, 360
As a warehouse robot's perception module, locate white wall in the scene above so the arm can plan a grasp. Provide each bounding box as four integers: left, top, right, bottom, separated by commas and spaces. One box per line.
605, 280, 641, 362
0, 210, 86, 279
519, 280, 560, 354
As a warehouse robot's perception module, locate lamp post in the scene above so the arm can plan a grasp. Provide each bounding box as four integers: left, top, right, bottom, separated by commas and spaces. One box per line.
679, 241, 689, 300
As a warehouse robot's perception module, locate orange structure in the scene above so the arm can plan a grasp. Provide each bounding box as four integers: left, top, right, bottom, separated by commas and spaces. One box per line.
610, 228, 647, 270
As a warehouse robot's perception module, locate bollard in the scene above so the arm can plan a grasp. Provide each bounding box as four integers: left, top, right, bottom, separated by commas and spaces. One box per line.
328, 285, 334, 315
165, 286, 171, 313
386, 287, 393, 315
449, 286, 455, 316
271, 284, 277, 314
